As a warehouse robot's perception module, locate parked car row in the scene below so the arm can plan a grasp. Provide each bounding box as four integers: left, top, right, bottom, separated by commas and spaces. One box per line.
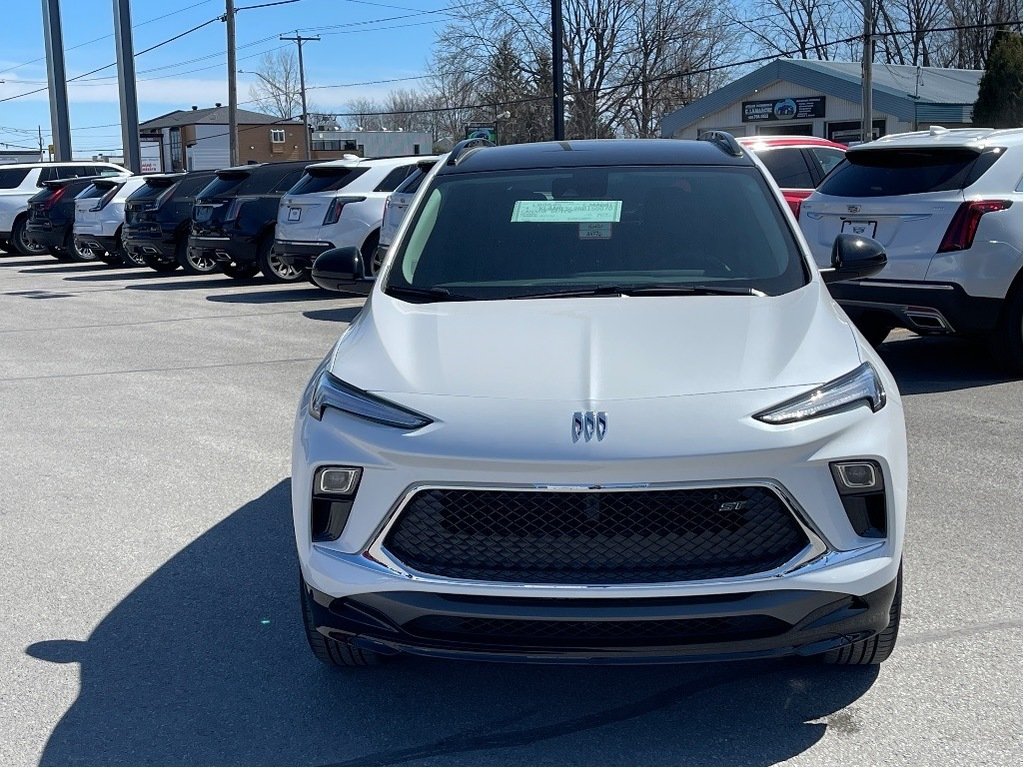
0, 154, 436, 283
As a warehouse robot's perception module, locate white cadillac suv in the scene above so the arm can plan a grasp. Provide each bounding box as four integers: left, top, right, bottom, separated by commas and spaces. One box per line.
800, 127, 1022, 373
73, 175, 146, 266
293, 135, 907, 667
274, 155, 435, 278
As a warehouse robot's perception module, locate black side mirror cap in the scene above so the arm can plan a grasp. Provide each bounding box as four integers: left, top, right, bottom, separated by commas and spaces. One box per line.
824, 233, 887, 284
311, 246, 372, 294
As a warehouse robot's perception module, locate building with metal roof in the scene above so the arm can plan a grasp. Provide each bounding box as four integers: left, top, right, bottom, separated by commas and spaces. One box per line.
661, 59, 984, 144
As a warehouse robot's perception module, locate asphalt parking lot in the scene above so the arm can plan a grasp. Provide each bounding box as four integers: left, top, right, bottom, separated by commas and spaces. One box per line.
0, 251, 1020, 766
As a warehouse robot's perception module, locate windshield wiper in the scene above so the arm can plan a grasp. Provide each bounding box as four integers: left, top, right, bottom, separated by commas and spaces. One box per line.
509, 284, 761, 299
384, 285, 476, 303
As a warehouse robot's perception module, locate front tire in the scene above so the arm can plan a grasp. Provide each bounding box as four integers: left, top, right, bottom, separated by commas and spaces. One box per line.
822, 565, 902, 665
66, 230, 99, 262
299, 573, 382, 668
852, 314, 893, 348
178, 243, 219, 275
988, 280, 1022, 378
258, 237, 304, 283
12, 216, 47, 256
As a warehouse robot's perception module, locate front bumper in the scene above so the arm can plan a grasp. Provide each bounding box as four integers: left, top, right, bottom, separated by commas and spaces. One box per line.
304, 577, 898, 664
274, 240, 333, 271
829, 279, 1003, 336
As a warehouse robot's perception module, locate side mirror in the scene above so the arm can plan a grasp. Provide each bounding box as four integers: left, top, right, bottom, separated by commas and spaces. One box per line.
311, 246, 372, 294
824, 233, 886, 284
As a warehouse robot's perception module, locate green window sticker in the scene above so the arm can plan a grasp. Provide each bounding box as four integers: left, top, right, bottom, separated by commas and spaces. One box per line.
511, 200, 622, 223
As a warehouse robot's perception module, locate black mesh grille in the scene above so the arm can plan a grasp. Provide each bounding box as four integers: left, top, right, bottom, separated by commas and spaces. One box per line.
383, 486, 808, 584
405, 614, 788, 647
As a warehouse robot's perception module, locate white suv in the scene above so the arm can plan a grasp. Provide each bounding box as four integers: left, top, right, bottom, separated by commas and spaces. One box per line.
73, 175, 145, 266
275, 155, 435, 276
0, 161, 128, 255
293, 135, 907, 668
800, 127, 1022, 373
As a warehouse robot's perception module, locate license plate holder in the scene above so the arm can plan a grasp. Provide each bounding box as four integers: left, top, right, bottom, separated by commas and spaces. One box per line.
841, 219, 877, 238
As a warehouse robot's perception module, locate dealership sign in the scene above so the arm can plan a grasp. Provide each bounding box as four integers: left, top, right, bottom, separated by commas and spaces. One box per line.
742, 96, 826, 122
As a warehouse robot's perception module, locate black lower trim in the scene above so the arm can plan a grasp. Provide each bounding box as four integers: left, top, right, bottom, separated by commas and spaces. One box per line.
829, 279, 1003, 336
124, 237, 176, 261
188, 236, 252, 264
274, 240, 332, 271
76, 234, 119, 254
25, 222, 66, 251
304, 579, 898, 664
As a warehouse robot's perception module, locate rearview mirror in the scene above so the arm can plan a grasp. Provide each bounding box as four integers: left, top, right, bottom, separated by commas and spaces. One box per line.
311, 246, 372, 294
824, 234, 886, 284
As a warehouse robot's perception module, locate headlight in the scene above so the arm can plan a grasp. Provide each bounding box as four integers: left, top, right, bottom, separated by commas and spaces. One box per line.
754, 362, 886, 424
309, 368, 432, 429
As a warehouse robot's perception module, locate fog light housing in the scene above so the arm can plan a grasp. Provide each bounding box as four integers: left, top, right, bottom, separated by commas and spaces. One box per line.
311, 466, 362, 542
830, 460, 886, 538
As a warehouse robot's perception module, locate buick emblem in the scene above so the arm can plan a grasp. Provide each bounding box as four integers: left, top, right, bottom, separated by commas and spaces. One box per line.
847, 204, 861, 214
572, 411, 607, 442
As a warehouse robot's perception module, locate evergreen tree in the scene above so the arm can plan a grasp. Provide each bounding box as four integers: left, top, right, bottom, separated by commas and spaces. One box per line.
972, 30, 1023, 128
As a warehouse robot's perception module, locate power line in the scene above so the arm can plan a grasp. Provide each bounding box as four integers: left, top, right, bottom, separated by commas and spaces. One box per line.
0, 0, 217, 76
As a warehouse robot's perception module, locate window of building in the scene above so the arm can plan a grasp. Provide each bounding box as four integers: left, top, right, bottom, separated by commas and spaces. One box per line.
413, 144, 421, 155
270, 129, 286, 143
169, 127, 183, 172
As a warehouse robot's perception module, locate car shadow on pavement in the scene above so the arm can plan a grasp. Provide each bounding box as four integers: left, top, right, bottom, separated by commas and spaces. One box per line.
302, 306, 364, 323
18, 263, 106, 274
63, 270, 210, 282
877, 333, 1017, 395
28, 481, 879, 767
206, 287, 339, 304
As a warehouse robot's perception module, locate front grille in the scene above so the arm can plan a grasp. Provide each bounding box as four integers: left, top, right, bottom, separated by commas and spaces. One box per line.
383, 486, 808, 584
405, 614, 788, 647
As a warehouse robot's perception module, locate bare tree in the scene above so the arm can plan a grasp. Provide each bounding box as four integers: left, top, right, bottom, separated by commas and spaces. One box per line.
247, 50, 303, 118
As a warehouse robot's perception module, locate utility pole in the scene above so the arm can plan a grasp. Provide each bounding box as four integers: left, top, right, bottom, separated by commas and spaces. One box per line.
38, 125, 44, 161
551, 0, 565, 141
113, 0, 141, 172
280, 32, 319, 160
862, 0, 874, 143
225, 0, 238, 166
41, 0, 72, 161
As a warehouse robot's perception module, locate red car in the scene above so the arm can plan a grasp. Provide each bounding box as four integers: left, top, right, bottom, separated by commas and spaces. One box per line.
738, 135, 847, 217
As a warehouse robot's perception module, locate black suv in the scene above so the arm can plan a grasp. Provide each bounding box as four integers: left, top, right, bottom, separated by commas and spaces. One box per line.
26, 178, 111, 262
189, 161, 309, 281
124, 170, 218, 273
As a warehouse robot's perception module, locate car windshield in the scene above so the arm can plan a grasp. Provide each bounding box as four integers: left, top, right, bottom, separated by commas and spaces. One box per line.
384, 165, 807, 301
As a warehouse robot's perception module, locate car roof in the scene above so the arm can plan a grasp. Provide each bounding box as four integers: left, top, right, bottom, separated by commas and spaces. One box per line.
217, 160, 310, 174
853, 126, 1023, 151
306, 154, 438, 171
0, 161, 126, 170
439, 139, 755, 174
738, 136, 846, 150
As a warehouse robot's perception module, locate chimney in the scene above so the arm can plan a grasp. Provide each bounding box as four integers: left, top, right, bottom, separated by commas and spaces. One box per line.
191, 105, 198, 110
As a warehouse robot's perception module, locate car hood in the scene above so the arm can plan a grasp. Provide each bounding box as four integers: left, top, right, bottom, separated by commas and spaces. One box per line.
330, 282, 861, 401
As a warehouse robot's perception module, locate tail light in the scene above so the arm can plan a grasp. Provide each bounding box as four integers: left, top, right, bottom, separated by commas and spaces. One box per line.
223, 197, 246, 222
154, 183, 178, 209
323, 196, 366, 225
938, 200, 1011, 252
41, 186, 66, 211
90, 185, 119, 212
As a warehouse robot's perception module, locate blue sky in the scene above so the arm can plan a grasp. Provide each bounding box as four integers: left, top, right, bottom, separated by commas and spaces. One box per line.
0, 0, 455, 157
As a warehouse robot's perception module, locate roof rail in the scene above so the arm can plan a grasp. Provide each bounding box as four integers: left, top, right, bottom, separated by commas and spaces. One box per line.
446, 137, 495, 166
698, 130, 744, 158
